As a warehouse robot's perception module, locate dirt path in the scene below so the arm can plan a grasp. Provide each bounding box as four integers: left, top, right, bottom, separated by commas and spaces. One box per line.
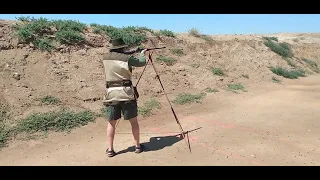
1, 76, 320, 166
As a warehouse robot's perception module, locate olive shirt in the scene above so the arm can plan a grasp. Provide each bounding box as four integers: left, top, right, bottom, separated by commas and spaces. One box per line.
128, 52, 147, 67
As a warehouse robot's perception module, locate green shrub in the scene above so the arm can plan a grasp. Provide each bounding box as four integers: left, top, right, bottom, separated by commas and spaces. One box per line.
173, 93, 206, 105
302, 58, 319, 73
17, 109, 95, 133
188, 28, 213, 42
158, 29, 175, 37
0, 124, 11, 148
93, 28, 102, 34
272, 77, 281, 83
40, 96, 60, 105
12, 16, 172, 51
189, 28, 201, 37
138, 107, 152, 117
264, 40, 293, 58
138, 99, 161, 117
270, 66, 306, 79
200, 35, 214, 42
52, 20, 86, 32
0, 102, 11, 147
55, 30, 85, 44
283, 57, 296, 67
262, 36, 278, 42
16, 16, 35, 22
13, 17, 87, 50
171, 48, 184, 56
33, 38, 53, 51
156, 55, 177, 66
227, 83, 245, 91
0, 102, 11, 123
211, 67, 225, 76
92, 25, 147, 45
16, 26, 35, 42
205, 88, 219, 93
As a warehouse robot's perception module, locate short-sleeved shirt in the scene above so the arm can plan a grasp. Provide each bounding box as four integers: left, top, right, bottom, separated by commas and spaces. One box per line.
128, 52, 147, 67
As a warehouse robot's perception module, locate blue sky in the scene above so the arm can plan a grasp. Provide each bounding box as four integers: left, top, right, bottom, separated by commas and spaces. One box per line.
1, 14, 319, 35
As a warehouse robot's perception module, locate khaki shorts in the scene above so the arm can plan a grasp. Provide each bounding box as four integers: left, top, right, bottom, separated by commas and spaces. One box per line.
103, 101, 138, 121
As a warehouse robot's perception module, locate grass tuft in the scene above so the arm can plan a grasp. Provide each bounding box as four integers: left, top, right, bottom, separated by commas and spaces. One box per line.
138, 99, 161, 117
156, 55, 177, 66
17, 109, 95, 133
211, 67, 225, 76
173, 93, 206, 105
40, 96, 60, 105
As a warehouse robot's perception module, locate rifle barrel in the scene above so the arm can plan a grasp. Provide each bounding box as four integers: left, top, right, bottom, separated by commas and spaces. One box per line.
146, 47, 166, 51
123, 46, 166, 54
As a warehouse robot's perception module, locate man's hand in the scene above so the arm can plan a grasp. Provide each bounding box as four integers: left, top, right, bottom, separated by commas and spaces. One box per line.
141, 49, 148, 55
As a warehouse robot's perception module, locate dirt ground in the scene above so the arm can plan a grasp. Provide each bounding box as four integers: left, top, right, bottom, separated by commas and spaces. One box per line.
1, 20, 320, 166
0, 75, 319, 166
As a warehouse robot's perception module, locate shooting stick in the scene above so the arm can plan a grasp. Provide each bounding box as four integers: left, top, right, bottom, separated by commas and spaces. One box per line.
147, 51, 191, 153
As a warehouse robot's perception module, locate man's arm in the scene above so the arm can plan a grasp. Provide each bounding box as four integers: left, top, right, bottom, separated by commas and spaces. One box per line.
128, 50, 147, 67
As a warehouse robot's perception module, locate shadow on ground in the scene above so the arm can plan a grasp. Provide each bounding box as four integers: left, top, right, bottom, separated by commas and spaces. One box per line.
116, 127, 201, 155
116, 134, 183, 155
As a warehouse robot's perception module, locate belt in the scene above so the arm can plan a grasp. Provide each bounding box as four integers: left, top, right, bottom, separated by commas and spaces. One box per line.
106, 80, 132, 88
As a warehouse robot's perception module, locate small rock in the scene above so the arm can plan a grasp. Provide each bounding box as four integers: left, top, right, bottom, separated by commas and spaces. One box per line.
53, 69, 61, 75
58, 44, 66, 49
0, 41, 10, 50
4, 63, 11, 70
62, 59, 69, 64
20, 59, 27, 66
29, 42, 34, 47
12, 72, 21, 80
177, 66, 186, 71
23, 53, 29, 59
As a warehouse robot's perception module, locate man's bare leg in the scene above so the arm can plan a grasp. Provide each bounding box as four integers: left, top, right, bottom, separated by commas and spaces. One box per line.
129, 117, 141, 148
107, 120, 118, 151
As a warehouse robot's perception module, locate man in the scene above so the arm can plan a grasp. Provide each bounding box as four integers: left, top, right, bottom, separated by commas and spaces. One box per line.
102, 38, 148, 157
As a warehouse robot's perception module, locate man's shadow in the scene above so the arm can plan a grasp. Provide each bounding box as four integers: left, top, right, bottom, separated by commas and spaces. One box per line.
116, 134, 183, 155
116, 127, 201, 155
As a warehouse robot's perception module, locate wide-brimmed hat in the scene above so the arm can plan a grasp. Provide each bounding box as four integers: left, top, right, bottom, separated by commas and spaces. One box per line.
109, 38, 128, 50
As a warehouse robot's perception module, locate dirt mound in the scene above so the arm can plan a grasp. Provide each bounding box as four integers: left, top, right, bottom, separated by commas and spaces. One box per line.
1, 18, 320, 148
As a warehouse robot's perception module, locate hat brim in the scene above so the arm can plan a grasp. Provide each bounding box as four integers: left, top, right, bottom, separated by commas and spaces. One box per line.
109, 44, 128, 50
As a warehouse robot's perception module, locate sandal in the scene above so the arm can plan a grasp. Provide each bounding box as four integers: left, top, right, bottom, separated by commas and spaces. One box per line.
135, 144, 145, 153
106, 149, 116, 157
